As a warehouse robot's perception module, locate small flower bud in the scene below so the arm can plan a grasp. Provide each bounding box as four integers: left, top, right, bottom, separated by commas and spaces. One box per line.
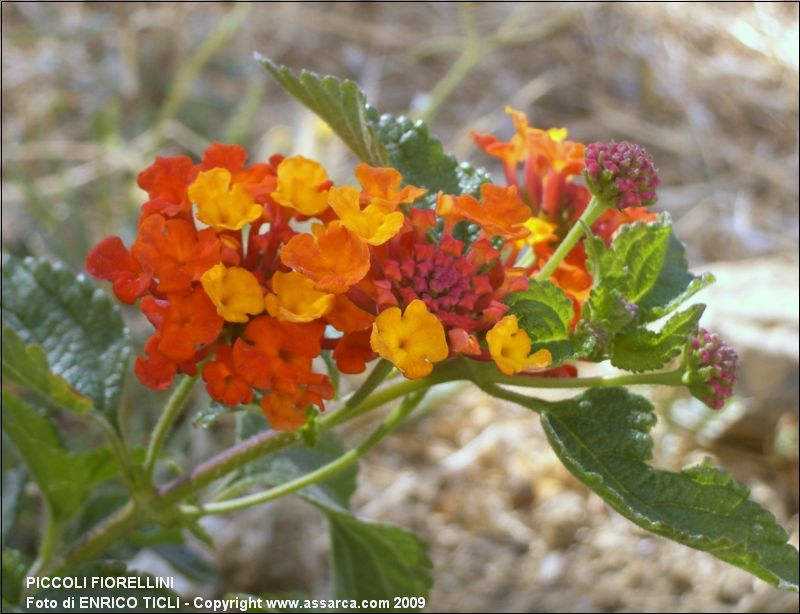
682, 328, 738, 410
584, 141, 660, 208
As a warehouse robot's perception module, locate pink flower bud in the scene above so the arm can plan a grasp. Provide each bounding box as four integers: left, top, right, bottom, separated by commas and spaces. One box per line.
584, 141, 660, 208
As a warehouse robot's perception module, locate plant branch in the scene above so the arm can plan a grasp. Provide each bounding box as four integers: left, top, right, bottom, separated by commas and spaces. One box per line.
184, 389, 428, 517
143, 374, 198, 484
536, 196, 608, 280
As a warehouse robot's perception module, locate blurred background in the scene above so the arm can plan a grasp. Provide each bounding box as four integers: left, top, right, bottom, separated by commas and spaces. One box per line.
2, 2, 798, 612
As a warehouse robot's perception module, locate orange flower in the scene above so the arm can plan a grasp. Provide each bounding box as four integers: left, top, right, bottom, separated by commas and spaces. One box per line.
134, 334, 178, 391
141, 288, 223, 362
325, 293, 374, 333
198, 142, 277, 203
188, 168, 264, 231
264, 271, 334, 323
486, 315, 552, 376
280, 222, 371, 294
132, 215, 220, 293
271, 156, 331, 216
86, 236, 151, 304
453, 184, 531, 239
370, 299, 448, 379
200, 264, 265, 323
203, 345, 253, 406
328, 185, 405, 245
355, 163, 426, 211
333, 329, 376, 374
137, 155, 196, 218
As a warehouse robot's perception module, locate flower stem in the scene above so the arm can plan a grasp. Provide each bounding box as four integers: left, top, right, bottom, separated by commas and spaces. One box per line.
490, 367, 685, 389
143, 374, 198, 484
183, 389, 429, 517
27, 503, 59, 580
536, 196, 608, 281
55, 367, 456, 572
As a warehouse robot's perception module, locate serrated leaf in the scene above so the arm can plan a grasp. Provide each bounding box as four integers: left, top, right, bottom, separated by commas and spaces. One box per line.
601, 214, 671, 303
258, 56, 387, 166
506, 279, 575, 364
1, 256, 131, 423
2, 548, 28, 606
1, 466, 26, 541
26, 561, 184, 612
637, 231, 715, 320
233, 411, 356, 510
367, 110, 490, 207
610, 304, 705, 372
3, 325, 93, 414
2, 390, 117, 522
540, 387, 799, 590
322, 506, 433, 607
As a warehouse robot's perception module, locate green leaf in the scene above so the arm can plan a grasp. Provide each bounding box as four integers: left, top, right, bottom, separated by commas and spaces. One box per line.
637, 231, 715, 320
26, 561, 184, 612
1, 466, 26, 541
367, 110, 490, 207
540, 387, 799, 590
1, 256, 131, 423
610, 304, 705, 372
233, 411, 356, 510
2, 325, 93, 414
322, 506, 433, 607
601, 215, 672, 303
506, 279, 575, 364
257, 56, 388, 166
2, 548, 28, 606
150, 543, 216, 583
2, 390, 117, 522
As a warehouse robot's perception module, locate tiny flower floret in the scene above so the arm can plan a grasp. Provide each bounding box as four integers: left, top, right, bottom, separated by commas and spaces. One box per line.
265, 271, 334, 323
271, 155, 331, 216
486, 315, 552, 376
682, 328, 738, 410
188, 168, 264, 231
370, 299, 448, 379
584, 141, 660, 209
328, 186, 405, 245
201, 264, 264, 323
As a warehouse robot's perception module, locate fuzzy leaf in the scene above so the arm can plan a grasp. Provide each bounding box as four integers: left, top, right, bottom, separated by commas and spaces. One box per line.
601, 214, 672, 303
258, 56, 388, 166
322, 507, 433, 608
637, 231, 715, 320
2, 390, 117, 522
368, 110, 489, 207
540, 387, 799, 590
2, 325, 93, 413
610, 304, 705, 372
1, 256, 130, 423
505, 279, 575, 364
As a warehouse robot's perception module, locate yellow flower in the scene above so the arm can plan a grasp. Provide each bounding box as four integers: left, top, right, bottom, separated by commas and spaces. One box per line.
264, 271, 334, 323
486, 315, 552, 376
519, 217, 557, 248
370, 299, 448, 379
328, 186, 405, 246
188, 168, 263, 231
271, 156, 330, 216
200, 264, 264, 323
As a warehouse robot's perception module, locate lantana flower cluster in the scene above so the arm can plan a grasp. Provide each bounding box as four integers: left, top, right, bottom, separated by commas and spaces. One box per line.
471, 107, 657, 308
88, 142, 559, 429
87, 111, 735, 430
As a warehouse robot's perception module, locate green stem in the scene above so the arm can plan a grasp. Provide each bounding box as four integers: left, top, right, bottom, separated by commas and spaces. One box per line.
143, 374, 198, 484
55, 365, 458, 572
185, 389, 428, 517
536, 196, 608, 280
28, 503, 59, 579
489, 367, 685, 389
88, 411, 137, 494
